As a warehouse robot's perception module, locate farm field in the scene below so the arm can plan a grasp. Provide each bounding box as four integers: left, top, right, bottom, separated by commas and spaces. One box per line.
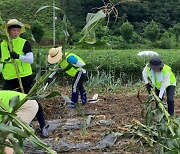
23, 83, 180, 154
23, 48, 180, 153
1, 48, 180, 153
33, 48, 180, 79
0, 0, 180, 152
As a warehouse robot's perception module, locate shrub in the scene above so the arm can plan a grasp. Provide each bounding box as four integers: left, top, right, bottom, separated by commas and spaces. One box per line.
144, 20, 160, 42
172, 23, 180, 43
158, 31, 176, 49
31, 21, 45, 44
32, 48, 180, 83
120, 21, 134, 43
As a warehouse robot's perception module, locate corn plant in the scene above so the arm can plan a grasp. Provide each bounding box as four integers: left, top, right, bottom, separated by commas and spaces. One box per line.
0, 94, 58, 154
123, 89, 180, 153
35, 0, 62, 46
0, 8, 105, 153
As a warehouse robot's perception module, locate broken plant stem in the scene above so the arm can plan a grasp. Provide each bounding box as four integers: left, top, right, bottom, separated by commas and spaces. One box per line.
13, 63, 60, 112
11, 59, 24, 93
10, 115, 56, 154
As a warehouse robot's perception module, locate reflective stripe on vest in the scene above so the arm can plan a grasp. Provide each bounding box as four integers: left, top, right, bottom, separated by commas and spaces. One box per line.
0, 90, 27, 122
1, 37, 32, 80
60, 52, 85, 77
146, 64, 176, 89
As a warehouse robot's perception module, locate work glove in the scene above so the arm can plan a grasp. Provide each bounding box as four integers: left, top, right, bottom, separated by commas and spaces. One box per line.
10, 51, 19, 59
146, 83, 152, 94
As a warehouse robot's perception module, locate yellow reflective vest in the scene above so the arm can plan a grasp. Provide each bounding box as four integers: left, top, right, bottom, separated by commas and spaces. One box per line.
60, 52, 85, 77
146, 64, 176, 89
0, 37, 32, 80
0, 90, 26, 122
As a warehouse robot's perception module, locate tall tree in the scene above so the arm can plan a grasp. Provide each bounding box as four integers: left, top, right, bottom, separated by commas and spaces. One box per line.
144, 20, 160, 42
120, 21, 134, 42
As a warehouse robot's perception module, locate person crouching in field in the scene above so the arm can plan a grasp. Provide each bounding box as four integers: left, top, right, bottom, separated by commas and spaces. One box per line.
0, 90, 38, 154
142, 56, 176, 115
46, 46, 88, 108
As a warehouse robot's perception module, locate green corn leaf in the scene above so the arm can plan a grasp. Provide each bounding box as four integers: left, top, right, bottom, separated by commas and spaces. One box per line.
45, 91, 61, 98
0, 106, 9, 115
168, 124, 176, 136
87, 69, 101, 90
28, 136, 57, 154
53, 6, 61, 10
62, 14, 70, 39
164, 149, 180, 154
35, 5, 50, 15
166, 138, 176, 149
9, 95, 20, 109
8, 135, 24, 154
74, 40, 108, 48
82, 10, 106, 35
145, 110, 153, 126
75, 103, 84, 116
0, 123, 28, 137
61, 94, 72, 103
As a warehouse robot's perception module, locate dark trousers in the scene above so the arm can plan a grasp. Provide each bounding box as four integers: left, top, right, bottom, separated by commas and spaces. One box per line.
2, 75, 46, 129
2, 75, 34, 93
71, 71, 87, 104
155, 85, 175, 115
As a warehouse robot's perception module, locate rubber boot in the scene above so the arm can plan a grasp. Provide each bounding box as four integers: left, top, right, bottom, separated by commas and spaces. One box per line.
67, 92, 79, 108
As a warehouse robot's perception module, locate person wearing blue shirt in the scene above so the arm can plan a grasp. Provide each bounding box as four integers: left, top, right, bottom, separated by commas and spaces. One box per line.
47, 46, 88, 108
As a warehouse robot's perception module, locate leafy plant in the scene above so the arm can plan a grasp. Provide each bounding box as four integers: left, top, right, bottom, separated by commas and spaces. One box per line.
172, 24, 180, 43
0, 96, 57, 154
35, 0, 62, 46
31, 21, 45, 44
144, 20, 160, 42
120, 20, 134, 43
123, 89, 180, 153
158, 31, 176, 49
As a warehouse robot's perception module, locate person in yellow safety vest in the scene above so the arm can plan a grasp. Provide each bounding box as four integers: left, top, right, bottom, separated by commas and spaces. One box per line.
0, 90, 38, 154
46, 46, 88, 108
142, 56, 176, 115
0, 19, 48, 137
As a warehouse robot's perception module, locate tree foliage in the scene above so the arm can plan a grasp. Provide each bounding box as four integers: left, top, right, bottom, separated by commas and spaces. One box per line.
0, 0, 179, 47
158, 31, 176, 49
144, 20, 160, 42
31, 21, 45, 44
120, 21, 134, 42
172, 23, 180, 43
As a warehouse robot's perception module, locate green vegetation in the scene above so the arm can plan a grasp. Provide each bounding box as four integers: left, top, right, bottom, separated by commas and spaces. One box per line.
123, 90, 180, 153
32, 48, 180, 80
0, 0, 180, 153
0, 9, 107, 153
0, 0, 179, 48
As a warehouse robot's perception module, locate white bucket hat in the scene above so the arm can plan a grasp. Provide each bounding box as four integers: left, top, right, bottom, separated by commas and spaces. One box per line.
6, 19, 28, 34
7, 19, 23, 28
47, 47, 63, 64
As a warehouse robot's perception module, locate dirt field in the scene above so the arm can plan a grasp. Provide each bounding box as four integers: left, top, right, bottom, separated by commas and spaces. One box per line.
24, 85, 180, 154
32, 86, 180, 154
